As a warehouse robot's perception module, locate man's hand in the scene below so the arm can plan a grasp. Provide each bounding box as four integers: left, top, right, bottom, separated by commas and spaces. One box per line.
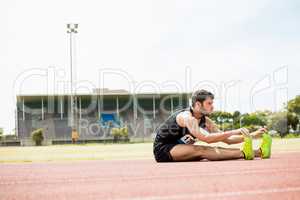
250, 127, 268, 138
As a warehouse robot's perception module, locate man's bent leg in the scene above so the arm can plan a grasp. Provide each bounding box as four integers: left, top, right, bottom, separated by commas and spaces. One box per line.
169, 144, 244, 162
217, 146, 261, 158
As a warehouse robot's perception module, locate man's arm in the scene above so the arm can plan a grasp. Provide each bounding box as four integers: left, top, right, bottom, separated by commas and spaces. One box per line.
205, 117, 221, 133
205, 117, 267, 144
205, 117, 245, 144
176, 112, 241, 144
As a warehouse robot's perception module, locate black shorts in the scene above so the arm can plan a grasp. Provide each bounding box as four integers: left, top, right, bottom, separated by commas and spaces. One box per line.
153, 142, 178, 162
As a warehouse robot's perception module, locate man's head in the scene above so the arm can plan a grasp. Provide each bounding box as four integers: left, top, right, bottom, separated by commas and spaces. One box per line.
191, 89, 214, 115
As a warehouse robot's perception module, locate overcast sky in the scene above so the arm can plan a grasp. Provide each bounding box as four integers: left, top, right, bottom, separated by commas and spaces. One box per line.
0, 0, 300, 133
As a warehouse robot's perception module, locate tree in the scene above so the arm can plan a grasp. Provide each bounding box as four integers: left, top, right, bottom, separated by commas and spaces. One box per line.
268, 112, 299, 137
0, 128, 3, 141
210, 111, 233, 123
287, 112, 299, 130
210, 111, 234, 131
240, 113, 266, 127
232, 111, 241, 129
287, 95, 300, 115
233, 111, 241, 119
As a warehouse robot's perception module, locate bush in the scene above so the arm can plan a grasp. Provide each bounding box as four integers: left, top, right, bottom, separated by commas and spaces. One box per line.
284, 133, 300, 139
111, 128, 122, 138
111, 127, 129, 141
31, 128, 44, 146
0, 134, 17, 141
120, 127, 128, 138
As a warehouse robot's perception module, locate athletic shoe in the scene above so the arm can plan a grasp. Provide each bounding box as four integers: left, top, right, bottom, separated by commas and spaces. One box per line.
260, 133, 272, 159
242, 136, 254, 160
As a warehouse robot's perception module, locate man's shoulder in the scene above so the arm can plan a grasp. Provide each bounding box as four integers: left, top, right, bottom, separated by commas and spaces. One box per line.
176, 110, 192, 119
174, 109, 192, 127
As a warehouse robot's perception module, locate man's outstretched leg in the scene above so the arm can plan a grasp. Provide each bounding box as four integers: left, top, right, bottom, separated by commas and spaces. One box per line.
170, 144, 245, 161
217, 146, 262, 158
170, 135, 257, 161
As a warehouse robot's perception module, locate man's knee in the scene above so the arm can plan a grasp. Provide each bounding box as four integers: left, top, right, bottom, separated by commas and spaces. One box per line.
222, 138, 235, 145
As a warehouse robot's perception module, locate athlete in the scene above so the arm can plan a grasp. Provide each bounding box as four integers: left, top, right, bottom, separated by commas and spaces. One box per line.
153, 89, 272, 162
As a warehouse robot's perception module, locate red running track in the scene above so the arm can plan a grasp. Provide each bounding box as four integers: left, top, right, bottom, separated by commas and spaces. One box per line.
1, 152, 300, 200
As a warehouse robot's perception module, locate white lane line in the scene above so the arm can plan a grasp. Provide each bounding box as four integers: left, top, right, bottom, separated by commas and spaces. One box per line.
1, 167, 300, 185
110, 187, 300, 200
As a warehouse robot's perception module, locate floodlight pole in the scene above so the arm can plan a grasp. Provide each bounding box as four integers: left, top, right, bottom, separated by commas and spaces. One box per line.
67, 23, 78, 129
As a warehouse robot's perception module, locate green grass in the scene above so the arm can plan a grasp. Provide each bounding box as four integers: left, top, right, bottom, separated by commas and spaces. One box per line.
283, 133, 300, 138
270, 133, 300, 139
0, 143, 153, 163
0, 138, 300, 163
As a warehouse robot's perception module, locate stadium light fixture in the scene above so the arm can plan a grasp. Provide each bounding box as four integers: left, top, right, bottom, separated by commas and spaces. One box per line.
66, 23, 78, 129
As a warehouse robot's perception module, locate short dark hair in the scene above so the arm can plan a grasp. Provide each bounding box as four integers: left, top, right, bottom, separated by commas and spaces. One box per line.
191, 89, 214, 106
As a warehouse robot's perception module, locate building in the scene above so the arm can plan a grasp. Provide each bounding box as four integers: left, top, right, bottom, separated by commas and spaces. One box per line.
16, 90, 191, 145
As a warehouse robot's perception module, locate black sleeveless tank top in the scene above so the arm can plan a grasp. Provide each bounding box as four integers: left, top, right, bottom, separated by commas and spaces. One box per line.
154, 107, 207, 145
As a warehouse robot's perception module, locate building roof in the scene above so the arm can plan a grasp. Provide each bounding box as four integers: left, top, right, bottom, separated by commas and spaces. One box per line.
17, 88, 191, 98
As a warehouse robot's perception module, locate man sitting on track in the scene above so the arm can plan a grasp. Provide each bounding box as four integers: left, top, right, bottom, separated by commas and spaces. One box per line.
153, 89, 272, 162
